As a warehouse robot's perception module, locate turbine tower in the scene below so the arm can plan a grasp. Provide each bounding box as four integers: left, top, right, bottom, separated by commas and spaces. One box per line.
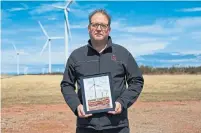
38, 21, 64, 73
12, 43, 25, 75
53, 0, 73, 65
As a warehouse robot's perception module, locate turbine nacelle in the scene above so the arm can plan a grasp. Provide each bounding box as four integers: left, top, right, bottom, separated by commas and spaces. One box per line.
66, 8, 70, 12
12, 43, 27, 55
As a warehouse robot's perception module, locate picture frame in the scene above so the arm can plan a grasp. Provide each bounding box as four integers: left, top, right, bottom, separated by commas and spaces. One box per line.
80, 72, 115, 114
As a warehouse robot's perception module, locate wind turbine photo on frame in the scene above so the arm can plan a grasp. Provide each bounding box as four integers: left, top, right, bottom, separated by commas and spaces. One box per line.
80, 72, 115, 114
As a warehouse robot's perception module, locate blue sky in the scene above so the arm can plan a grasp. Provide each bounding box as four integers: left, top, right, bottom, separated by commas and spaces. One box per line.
1, 1, 201, 74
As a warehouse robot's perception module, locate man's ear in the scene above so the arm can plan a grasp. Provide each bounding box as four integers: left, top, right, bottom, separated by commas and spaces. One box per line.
88, 25, 90, 32
106, 26, 111, 34
108, 26, 111, 32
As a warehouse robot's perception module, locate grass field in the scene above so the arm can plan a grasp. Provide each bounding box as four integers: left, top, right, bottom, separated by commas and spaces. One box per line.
1, 75, 201, 133
1, 75, 201, 107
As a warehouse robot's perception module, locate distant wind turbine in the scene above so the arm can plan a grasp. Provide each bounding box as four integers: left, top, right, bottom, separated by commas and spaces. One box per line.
53, 0, 73, 65
38, 21, 64, 73
12, 43, 26, 75
24, 67, 28, 75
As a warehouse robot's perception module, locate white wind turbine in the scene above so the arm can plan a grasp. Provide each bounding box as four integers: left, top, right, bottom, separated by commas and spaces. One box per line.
38, 21, 63, 73
12, 43, 25, 75
53, 0, 73, 65
24, 66, 28, 75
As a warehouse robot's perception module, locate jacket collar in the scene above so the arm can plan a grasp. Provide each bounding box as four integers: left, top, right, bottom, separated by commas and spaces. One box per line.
87, 36, 113, 50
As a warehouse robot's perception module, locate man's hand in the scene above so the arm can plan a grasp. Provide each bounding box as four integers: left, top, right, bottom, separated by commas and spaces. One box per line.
77, 104, 92, 118
108, 102, 122, 115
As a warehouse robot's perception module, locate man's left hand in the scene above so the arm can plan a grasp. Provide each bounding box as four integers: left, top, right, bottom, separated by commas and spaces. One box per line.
108, 102, 122, 115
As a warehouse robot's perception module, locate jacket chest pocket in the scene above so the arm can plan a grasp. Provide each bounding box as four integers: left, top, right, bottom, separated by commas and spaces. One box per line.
75, 60, 99, 77
111, 60, 125, 76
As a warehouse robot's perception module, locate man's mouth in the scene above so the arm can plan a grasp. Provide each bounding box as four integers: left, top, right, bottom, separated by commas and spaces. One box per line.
95, 34, 103, 36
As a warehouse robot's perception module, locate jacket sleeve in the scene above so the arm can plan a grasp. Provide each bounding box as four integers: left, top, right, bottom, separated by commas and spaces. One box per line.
60, 55, 81, 116
116, 52, 144, 109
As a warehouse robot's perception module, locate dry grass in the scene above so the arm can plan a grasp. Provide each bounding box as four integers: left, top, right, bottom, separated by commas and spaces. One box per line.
140, 75, 201, 102
1, 75, 201, 107
1, 75, 65, 107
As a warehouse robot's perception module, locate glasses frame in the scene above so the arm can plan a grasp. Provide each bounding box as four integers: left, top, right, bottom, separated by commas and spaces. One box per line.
90, 22, 109, 30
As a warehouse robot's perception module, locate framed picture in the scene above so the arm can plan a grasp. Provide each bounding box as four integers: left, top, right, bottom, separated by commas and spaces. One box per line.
80, 72, 115, 114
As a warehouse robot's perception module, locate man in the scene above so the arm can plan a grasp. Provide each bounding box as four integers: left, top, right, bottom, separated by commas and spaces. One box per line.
61, 9, 144, 133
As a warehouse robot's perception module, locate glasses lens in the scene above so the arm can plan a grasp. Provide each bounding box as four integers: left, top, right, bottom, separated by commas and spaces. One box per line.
91, 23, 108, 30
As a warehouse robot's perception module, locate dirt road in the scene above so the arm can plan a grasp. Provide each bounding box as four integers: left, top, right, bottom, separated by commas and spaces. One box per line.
2, 101, 201, 133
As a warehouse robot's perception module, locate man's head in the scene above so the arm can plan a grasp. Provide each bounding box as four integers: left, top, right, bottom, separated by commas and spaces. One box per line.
88, 9, 111, 42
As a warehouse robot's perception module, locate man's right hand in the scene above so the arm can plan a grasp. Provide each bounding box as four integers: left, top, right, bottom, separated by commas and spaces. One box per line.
77, 104, 92, 118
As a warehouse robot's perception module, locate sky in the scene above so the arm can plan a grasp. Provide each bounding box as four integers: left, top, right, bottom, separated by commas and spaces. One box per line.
1, 1, 201, 74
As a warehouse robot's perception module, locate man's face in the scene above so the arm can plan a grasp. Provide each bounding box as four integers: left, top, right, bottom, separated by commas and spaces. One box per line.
88, 13, 111, 41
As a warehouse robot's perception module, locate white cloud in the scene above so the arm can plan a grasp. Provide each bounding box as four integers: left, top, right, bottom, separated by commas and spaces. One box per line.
177, 50, 201, 55
29, 2, 64, 15
69, 3, 108, 18
1, 9, 12, 23
70, 22, 88, 29
174, 17, 201, 28
1, 39, 21, 45
125, 24, 182, 34
157, 58, 200, 63
2, 26, 40, 36
47, 17, 57, 20
112, 34, 168, 57
1, 49, 65, 65
20, 3, 29, 9
7, 3, 28, 12
7, 7, 26, 12
127, 42, 168, 57
28, 1, 106, 17
190, 31, 201, 41
111, 18, 127, 30
176, 7, 201, 12
112, 16, 201, 35
2, 30, 18, 36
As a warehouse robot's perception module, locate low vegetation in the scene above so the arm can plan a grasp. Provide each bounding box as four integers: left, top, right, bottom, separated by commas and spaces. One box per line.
1, 75, 201, 107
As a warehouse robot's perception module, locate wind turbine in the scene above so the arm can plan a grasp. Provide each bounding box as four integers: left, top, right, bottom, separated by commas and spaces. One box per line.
12, 43, 24, 75
38, 21, 63, 73
53, 0, 73, 65
24, 67, 28, 75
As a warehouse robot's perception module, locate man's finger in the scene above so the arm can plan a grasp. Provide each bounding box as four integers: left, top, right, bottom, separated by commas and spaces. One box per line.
78, 108, 84, 117
108, 111, 116, 114
80, 107, 85, 116
84, 114, 92, 117
78, 110, 81, 117
116, 109, 121, 114
115, 105, 119, 112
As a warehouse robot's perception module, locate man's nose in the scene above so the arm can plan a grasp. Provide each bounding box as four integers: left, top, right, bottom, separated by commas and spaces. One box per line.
97, 25, 102, 30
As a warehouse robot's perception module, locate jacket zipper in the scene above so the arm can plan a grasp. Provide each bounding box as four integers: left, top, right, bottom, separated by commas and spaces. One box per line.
99, 54, 101, 73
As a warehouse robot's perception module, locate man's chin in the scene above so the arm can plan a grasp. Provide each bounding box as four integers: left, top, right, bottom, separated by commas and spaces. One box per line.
94, 36, 104, 41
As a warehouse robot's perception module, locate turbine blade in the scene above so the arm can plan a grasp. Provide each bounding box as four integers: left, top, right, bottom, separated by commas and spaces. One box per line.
12, 43, 18, 53
65, 0, 73, 8
67, 19, 72, 40
40, 40, 49, 55
52, 5, 64, 9
38, 21, 49, 38
51, 37, 64, 39
64, 10, 72, 40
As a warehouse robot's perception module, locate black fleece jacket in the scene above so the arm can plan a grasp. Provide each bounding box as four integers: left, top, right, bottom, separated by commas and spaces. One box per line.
60, 36, 144, 130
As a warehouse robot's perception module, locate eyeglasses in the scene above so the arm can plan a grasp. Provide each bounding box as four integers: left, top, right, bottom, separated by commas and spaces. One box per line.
90, 23, 109, 30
